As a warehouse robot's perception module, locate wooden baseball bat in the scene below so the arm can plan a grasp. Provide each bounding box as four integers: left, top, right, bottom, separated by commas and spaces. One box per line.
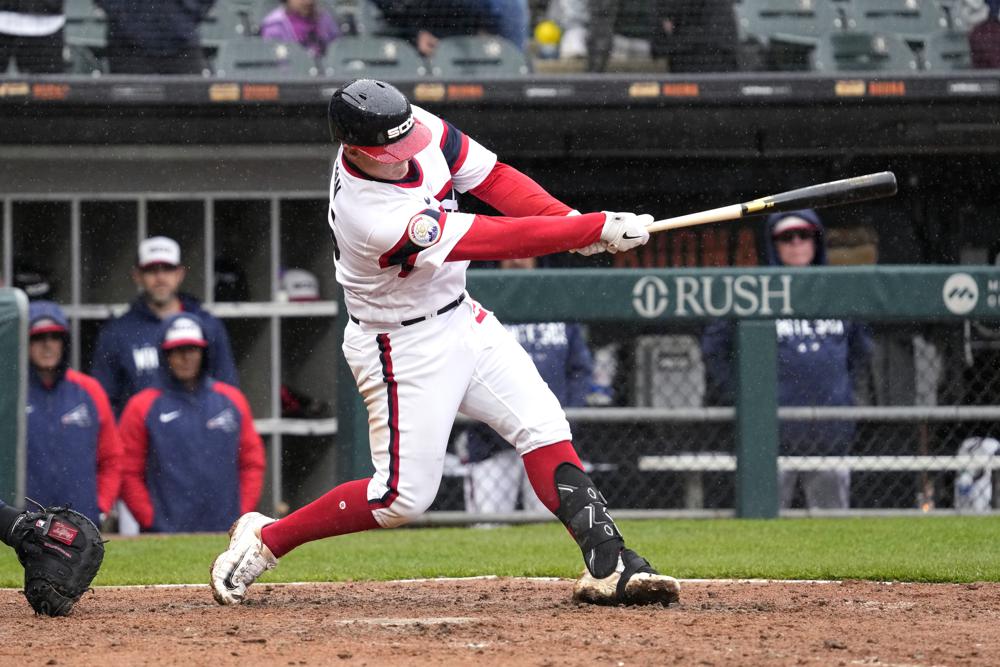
647, 171, 898, 234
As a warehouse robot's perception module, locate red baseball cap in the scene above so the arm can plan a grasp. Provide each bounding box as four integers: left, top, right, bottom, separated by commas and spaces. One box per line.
29, 317, 67, 337
352, 116, 432, 164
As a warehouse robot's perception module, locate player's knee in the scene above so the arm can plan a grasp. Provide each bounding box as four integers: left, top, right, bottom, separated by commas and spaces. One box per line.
375, 487, 436, 528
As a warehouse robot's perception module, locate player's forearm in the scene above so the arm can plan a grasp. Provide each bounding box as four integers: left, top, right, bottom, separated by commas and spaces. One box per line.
447, 212, 604, 261
468, 162, 574, 218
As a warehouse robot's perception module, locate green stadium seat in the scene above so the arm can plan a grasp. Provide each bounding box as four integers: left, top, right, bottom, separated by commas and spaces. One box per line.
812, 31, 920, 71
200, 2, 254, 48
734, 0, 844, 48
64, 0, 106, 48
921, 30, 972, 70
844, 0, 949, 41
63, 44, 107, 76
323, 35, 425, 77
428, 35, 530, 77
214, 39, 320, 78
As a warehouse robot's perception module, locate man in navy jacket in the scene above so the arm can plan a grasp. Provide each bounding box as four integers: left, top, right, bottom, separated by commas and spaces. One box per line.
27, 300, 122, 525
701, 210, 873, 510
95, 0, 214, 74
92, 236, 238, 416
118, 313, 264, 532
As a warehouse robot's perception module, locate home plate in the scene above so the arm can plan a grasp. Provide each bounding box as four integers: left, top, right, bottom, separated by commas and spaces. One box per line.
337, 617, 479, 627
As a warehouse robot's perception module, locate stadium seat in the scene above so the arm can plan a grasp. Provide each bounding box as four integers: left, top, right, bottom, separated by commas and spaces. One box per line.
63, 44, 106, 76
331, 0, 387, 36
200, 1, 254, 48
214, 39, 320, 78
844, 0, 949, 41
322, 35, 425, 77
812, 31, 920, 71
64, 0, 106, 48
921, 30, 972, 70
428, 35, 530, 77
734, 0, 844, 48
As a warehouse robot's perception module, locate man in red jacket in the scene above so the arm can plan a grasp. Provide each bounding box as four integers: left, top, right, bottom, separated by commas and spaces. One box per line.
119, 313, 264, 532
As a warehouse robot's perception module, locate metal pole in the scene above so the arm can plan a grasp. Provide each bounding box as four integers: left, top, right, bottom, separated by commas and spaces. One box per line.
736, 319, 779, 518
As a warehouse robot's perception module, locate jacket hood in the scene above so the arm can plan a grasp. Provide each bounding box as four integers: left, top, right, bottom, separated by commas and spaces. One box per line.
156, 312, 212, 391
28, 300, 70, 377
764, 209, 827, 266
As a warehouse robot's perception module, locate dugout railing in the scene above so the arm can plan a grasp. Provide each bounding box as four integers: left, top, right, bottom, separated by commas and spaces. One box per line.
336, 266, 1000, 520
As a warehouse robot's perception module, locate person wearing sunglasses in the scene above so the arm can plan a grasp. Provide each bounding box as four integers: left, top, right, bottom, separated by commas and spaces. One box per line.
702, 209, 873, 511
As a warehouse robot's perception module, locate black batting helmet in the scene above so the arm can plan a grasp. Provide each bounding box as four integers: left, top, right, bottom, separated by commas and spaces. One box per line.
328, 79, 432, 163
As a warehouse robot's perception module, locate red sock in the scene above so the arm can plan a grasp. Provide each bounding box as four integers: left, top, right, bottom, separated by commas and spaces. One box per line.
522, 440, 584, 514
261, 478, 380, 558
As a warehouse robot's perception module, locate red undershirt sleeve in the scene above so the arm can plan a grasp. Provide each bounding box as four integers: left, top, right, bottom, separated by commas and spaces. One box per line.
446, 212, 605, 262
468, 162, 574, 217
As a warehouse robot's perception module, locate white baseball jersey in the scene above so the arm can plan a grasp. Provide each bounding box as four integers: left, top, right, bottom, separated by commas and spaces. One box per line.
328, 107, 573, 528
329, 105, 497, 326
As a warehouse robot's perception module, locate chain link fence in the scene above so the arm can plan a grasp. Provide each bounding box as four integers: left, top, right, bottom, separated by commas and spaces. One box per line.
432, 318, 1000, 518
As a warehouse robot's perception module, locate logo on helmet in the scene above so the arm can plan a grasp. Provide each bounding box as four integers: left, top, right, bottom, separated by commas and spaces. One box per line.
407, 213, 441, 247
387, 115, 415, 140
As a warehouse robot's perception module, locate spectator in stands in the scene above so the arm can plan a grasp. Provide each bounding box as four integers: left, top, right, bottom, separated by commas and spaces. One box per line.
0, 0, 65, 74
462, 257, 593, 517
260, 0, 340, 59
118, 313, 265, 532
92, 235, 238, 415
26, 301, 122, 526
701, 210, 873, 510
970, 0, 1000, 68
372, 0, 516, 56
96, 0, 214, 74
652, 0, 739, 73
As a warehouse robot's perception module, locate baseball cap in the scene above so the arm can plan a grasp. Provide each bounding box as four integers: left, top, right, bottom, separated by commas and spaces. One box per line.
281, 268, 320, 302
138, 236, 181, 268
353, 116, 432, 164
161, 315, 208, 350
28, 300, 69, 336
771, 215, 818, 237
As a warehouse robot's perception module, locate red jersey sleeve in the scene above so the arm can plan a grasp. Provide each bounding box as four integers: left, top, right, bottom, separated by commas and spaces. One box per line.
213, 382, 266, 514
68, 370, 123, 514
117, 389, 159, 529
468, 162, 574, 218
447, 211, 605, 262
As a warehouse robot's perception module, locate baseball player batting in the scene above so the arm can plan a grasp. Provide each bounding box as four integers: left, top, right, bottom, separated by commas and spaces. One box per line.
210, 78, 678, 607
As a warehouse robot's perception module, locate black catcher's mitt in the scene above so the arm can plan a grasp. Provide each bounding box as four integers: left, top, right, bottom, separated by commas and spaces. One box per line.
10, 506, 105, 616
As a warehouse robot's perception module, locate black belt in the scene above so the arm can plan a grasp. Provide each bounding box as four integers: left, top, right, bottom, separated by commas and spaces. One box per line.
350, 293, 466, 327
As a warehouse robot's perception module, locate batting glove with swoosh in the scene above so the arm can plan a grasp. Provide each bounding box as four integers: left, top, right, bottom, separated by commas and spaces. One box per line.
600, 211, 653, 254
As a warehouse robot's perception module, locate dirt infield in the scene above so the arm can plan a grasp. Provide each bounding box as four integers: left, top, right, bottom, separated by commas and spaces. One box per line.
1, 578, 998, 666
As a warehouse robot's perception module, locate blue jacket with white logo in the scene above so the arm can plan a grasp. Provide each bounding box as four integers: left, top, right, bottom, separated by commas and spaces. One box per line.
117, 315, 264, 532
26, 301, 122, 525
466, 321, 593, 463
91, 294, 238, 415
701, 210, 873, 455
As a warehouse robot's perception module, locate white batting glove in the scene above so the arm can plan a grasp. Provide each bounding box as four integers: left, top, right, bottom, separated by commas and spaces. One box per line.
600, 211, 653, 253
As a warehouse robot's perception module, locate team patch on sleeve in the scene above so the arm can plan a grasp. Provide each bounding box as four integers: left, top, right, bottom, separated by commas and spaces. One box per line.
379, 209, 446, 276
407, 211, 442, 247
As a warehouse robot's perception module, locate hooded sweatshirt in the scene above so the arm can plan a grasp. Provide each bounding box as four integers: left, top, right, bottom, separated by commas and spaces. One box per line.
91, 292, 238, 415
117, 313, 265, 532
26, 300, 122, 524
701, 210, 873, 455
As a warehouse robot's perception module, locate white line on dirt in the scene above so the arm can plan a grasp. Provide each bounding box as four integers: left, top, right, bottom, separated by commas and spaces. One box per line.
1, 577, 905, 591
